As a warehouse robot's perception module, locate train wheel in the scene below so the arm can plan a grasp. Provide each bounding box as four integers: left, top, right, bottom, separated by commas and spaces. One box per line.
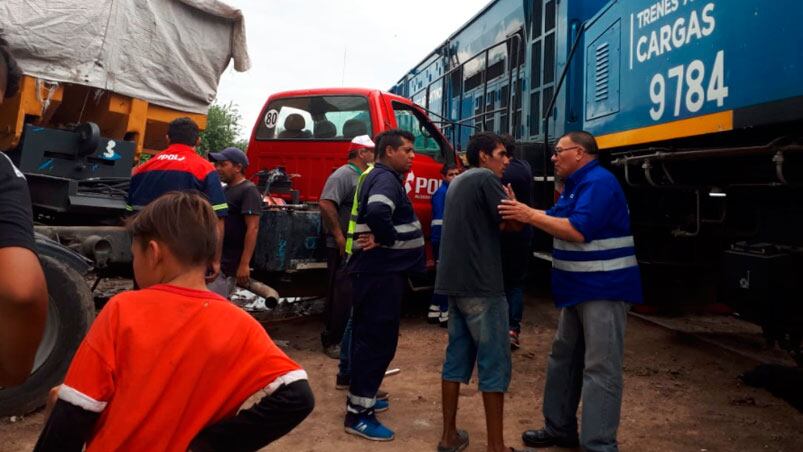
0, 256, 95, 416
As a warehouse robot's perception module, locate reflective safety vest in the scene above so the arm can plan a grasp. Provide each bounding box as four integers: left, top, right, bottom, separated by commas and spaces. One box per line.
345, 164, 374, 255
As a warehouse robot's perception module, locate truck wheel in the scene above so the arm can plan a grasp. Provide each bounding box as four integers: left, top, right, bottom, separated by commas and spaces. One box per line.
0, 256, 95, 416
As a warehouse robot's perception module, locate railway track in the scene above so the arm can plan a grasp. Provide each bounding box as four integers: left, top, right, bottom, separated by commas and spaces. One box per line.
629, 311, 797, 367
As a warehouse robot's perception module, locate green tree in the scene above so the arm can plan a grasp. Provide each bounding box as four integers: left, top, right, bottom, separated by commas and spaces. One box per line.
199, 102, 248, 155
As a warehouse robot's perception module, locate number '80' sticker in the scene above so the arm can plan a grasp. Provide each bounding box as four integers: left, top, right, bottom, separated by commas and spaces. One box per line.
264, 109, 279, 129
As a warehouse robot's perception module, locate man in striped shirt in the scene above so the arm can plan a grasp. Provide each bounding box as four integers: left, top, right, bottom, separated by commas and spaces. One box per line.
499, 130, 642, 452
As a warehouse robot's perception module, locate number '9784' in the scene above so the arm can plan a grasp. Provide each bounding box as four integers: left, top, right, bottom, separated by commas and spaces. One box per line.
649, 50, 729, 121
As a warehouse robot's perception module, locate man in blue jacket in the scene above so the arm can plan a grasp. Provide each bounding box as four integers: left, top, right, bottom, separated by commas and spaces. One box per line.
428, 163, 460, 327
344, 129, 424, 441
499, 131, 642, 452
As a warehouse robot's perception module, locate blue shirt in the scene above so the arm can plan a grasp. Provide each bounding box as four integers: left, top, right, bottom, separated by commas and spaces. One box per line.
430, 181, 448, 244
546, 159, 642, 307
348, 162, 425, 274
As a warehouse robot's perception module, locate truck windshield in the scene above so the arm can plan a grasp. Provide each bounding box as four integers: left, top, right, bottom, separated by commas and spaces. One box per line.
255, 95, 372, 141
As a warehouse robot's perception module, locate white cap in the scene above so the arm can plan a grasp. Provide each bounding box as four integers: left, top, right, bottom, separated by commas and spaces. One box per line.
349, 135, 375, 151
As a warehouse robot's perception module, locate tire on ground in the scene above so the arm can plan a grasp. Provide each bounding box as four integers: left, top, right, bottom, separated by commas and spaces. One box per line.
0, 255, 95, 416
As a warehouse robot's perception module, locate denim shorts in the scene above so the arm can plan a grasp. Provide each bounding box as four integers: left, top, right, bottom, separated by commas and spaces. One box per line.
441, 295, 511, 392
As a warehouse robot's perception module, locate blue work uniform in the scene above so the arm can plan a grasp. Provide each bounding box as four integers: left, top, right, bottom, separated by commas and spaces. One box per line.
430, 181, 448, 250
429, 180, 449, 319
541, 158, 641, 452
346, 162, 424, 415
546, 158, 642, 306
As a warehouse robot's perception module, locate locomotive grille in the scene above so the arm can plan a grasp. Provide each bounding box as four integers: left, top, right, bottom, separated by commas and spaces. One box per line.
594, 42, 610, 102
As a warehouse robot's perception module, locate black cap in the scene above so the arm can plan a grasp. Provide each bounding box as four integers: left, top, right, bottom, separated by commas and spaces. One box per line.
209, 147, 249, 167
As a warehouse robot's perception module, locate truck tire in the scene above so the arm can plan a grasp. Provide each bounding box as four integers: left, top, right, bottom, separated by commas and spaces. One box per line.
0, 256, 95, 416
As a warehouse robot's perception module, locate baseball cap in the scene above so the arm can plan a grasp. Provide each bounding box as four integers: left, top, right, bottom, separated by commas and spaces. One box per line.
348, 135, 375, 154
209, 147, 249, 167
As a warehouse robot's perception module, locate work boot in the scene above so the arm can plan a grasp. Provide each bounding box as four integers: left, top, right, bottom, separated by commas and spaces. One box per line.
522, 428, 579, 448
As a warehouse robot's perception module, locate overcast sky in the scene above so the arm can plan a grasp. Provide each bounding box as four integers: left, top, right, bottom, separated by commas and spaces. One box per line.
216, 0, 491, 139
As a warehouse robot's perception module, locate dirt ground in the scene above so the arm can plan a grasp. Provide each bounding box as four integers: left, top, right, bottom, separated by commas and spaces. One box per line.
1, 291, 801, 451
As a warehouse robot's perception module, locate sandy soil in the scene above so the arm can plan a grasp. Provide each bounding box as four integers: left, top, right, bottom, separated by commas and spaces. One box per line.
1, 292, 801, 451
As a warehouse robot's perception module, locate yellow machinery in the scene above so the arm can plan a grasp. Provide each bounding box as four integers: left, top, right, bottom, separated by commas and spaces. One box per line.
0, 76, 207, 163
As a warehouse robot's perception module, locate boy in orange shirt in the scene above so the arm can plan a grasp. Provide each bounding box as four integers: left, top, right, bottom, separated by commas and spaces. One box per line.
35, 191, 314, 451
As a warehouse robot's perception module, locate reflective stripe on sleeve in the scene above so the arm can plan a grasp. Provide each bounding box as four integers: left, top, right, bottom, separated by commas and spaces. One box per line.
367, 194, 396, 212
58, 384, 108, 413
553, 236, 635, 252
264, 369, 309, 395
389, 237, 425, 250
212, 203, 228, 211
431, 219, 443, 226
354, 223, 371, 233
552, 255, 638, 272
394, 221, 421, 233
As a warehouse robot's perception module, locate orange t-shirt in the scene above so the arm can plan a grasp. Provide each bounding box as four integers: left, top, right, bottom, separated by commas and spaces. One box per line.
58, 284, 304, 452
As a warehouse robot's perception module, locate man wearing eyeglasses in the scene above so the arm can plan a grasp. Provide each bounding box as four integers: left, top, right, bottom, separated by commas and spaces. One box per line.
498, 131, 642, 452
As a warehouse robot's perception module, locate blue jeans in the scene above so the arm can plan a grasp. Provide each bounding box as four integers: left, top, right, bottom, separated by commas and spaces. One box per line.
505, 285, 524, 333
442, 296, 511, 392
542, 300, 629, 452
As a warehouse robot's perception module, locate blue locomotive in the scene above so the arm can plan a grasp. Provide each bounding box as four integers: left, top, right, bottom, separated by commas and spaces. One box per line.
391, 0, 803, 362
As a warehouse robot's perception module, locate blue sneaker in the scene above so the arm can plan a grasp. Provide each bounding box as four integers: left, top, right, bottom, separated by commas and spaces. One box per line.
345, 413, 395, 441
374, 398, 389, 413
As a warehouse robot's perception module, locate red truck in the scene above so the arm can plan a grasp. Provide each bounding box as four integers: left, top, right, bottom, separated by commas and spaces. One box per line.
245, 88, 460, 269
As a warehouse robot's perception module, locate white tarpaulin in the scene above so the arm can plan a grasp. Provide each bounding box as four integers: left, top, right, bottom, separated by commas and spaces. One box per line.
0, 0, 250, 113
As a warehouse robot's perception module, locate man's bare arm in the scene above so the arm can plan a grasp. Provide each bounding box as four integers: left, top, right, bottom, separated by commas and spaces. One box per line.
0, 247, 48, 386
319, 200, 346, 253
207, 217, 225, 281
236, 215, 260, 285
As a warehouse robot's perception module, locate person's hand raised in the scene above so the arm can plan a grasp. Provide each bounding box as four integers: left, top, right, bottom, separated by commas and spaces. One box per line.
498, 199, 535, 224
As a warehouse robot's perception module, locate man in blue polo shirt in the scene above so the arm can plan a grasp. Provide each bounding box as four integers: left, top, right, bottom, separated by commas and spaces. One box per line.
499, 130, 642, 452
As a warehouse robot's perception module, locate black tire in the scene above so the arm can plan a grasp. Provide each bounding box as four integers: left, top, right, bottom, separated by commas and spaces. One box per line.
0, 256, 95, 416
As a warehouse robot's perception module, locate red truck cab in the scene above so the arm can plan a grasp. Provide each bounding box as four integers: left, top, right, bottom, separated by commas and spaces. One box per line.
246, 88, 458, 265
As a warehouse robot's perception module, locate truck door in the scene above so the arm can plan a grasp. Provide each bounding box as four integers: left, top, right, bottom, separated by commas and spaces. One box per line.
389, 101, 455, 250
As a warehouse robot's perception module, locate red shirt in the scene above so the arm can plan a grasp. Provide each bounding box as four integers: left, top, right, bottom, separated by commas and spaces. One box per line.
58, 284, 304, 452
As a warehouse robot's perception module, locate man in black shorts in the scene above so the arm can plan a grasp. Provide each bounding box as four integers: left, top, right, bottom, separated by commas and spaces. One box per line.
0, 33, 48, 386
209, 147, 263, 297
